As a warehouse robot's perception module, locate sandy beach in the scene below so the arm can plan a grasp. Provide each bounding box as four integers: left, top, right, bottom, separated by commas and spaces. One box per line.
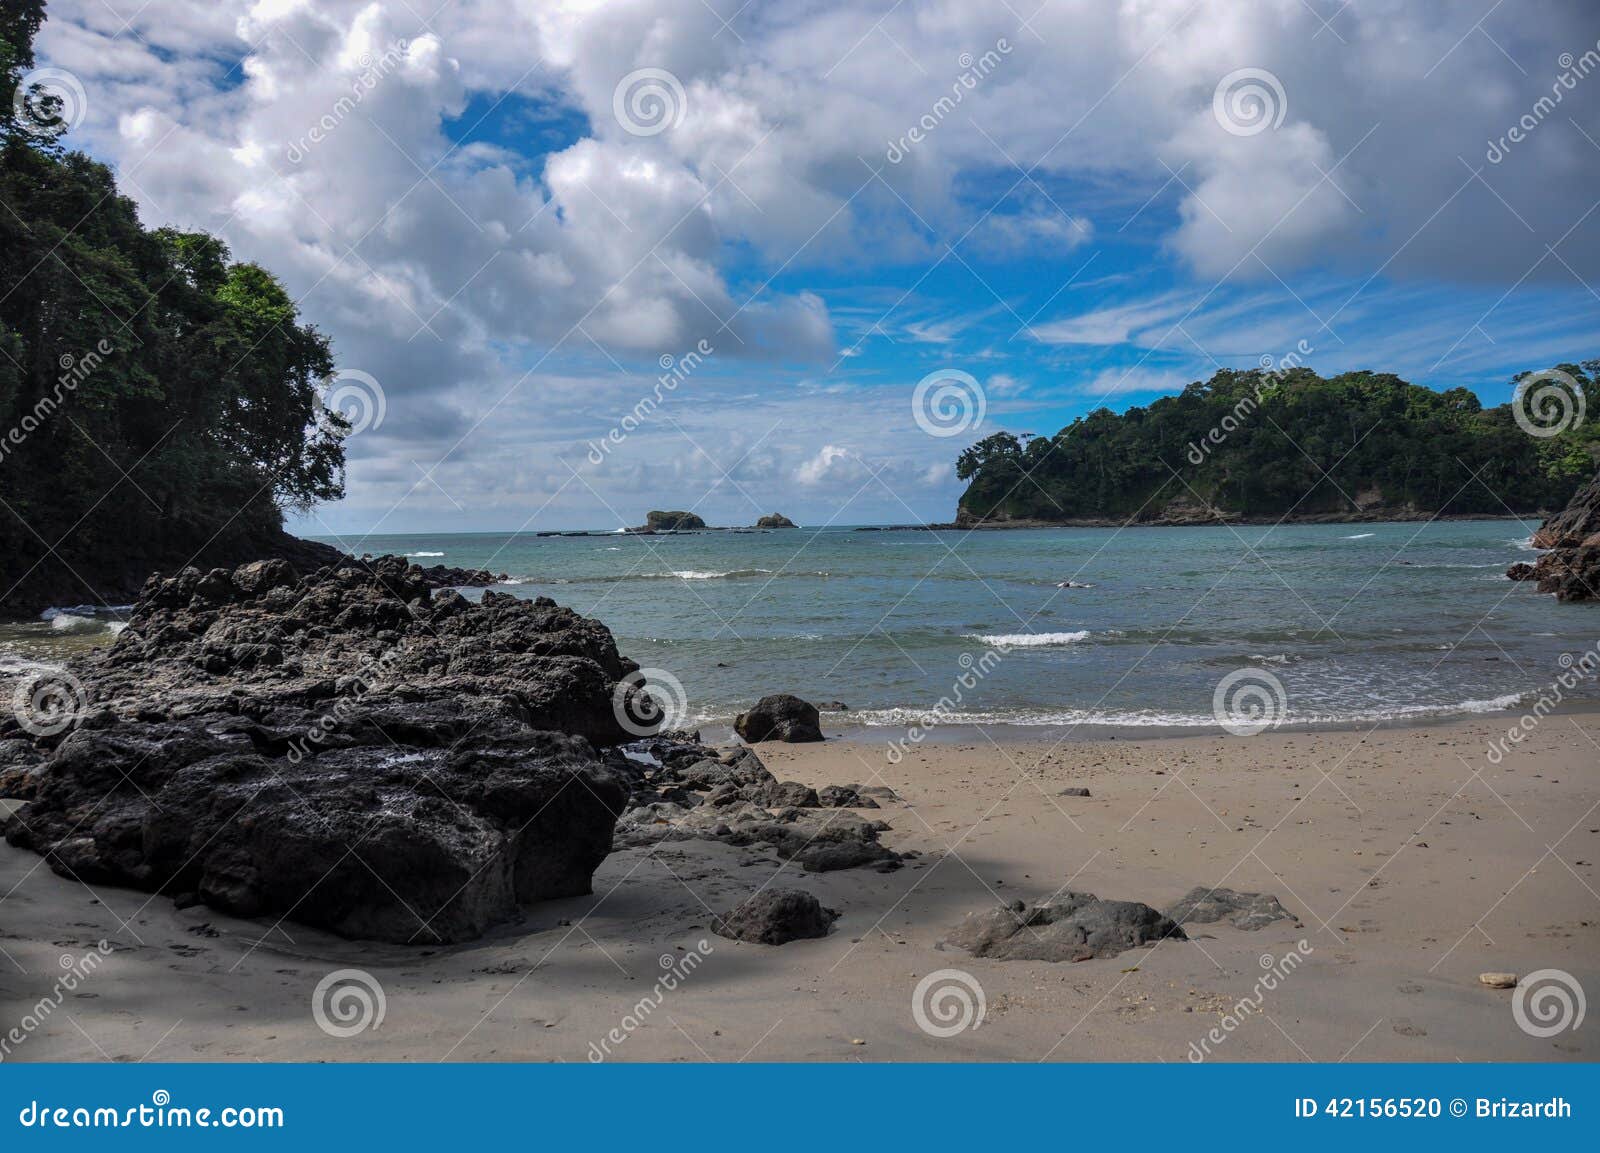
3, 710, 1595, 1063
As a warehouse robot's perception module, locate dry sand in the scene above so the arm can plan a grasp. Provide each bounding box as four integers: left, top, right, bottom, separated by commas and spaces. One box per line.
2, 711, 1596, 1062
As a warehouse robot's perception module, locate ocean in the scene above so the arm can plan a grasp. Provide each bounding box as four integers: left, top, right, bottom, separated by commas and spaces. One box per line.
6, 519, 1591, 738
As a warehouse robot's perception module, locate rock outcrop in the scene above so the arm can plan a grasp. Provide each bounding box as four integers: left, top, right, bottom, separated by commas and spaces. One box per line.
635, 511, 706, 531
411, 563, 511, 588
944, 893, 1184, 962
1509, 473, 1600, 601
755, 513, 797, 529
611, 735, 902, 871
713, 889, 839, 944
0, 555, 648, 943
734, 694, 824, 743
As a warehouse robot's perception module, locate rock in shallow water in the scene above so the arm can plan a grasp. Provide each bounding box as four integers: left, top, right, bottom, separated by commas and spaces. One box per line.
714, 888, 839, 944
945, 893, 1184, 962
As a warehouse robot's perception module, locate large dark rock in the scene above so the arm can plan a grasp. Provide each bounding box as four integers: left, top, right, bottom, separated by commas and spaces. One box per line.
754, 513, 796, 529
713, 889, 838, 945
735, 694, 824, 743
0, 555, 648, 943
944, 893, 1184, 962
1164, 886, 1295, 931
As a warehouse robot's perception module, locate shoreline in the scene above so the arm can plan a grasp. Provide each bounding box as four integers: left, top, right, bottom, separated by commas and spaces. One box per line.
678, 700, 1600, 751
4, 710, 1594, 1062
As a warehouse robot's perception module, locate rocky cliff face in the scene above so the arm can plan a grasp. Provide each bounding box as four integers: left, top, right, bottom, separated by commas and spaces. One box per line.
1509, 472, 1600, 601
0, 556, 647, 942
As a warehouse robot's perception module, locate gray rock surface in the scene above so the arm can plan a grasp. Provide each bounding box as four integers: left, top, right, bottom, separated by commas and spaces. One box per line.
1164, 886, 1296, 930
945, 893, 1184, 962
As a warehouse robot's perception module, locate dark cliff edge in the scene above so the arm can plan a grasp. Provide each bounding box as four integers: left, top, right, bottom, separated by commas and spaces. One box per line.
1507, 471, 1600, 602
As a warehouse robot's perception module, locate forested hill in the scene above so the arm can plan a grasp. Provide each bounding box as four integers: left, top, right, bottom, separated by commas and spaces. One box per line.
954, 364, 1599, 526
0, 1, 347, 611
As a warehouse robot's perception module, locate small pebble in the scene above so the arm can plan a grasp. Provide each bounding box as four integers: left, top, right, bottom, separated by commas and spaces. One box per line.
1478, 972, 1518, 988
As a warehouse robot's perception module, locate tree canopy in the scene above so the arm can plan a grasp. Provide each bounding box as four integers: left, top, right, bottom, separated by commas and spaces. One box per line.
1, 1, 346, 609
955, 364, 1599, 524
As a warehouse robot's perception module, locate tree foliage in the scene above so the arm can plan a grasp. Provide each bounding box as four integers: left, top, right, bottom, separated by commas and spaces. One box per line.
956, 364, 1600, 523
0, 2, 345, 607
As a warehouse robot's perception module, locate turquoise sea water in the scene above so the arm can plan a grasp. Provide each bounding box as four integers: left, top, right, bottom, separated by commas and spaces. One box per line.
307, 518, 1591, 733
8, 519, 1591, 735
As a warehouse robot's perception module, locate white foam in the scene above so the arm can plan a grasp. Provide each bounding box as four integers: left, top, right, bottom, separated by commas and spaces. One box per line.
405, 551, 445, 557
667, 568, 775, 580
967, 631, 1091, 648
847, 692, 1532, 729
1344, 532, 1375, 539
48, 613, 95, 631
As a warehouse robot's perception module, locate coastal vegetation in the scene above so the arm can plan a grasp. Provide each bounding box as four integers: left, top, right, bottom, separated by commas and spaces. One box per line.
0, 1, 346, 609
955, 364, 1599, 524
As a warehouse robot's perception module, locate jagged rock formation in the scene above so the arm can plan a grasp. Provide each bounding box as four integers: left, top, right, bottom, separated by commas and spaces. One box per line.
611, 735, 902, 871
0, 556, 648, 943
1509, 472, 1600, 601
755, 513, 797, 528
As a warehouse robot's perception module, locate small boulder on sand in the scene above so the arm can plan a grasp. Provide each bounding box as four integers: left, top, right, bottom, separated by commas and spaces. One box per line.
735, 694, 824, 743
945, 893, 1184, 963
1478, 972, 1518, 989
714, 889, 839, 945
1164, 886, 1295, 931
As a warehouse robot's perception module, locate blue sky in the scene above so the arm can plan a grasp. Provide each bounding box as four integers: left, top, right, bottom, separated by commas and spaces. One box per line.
33, 0, 1600, 534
